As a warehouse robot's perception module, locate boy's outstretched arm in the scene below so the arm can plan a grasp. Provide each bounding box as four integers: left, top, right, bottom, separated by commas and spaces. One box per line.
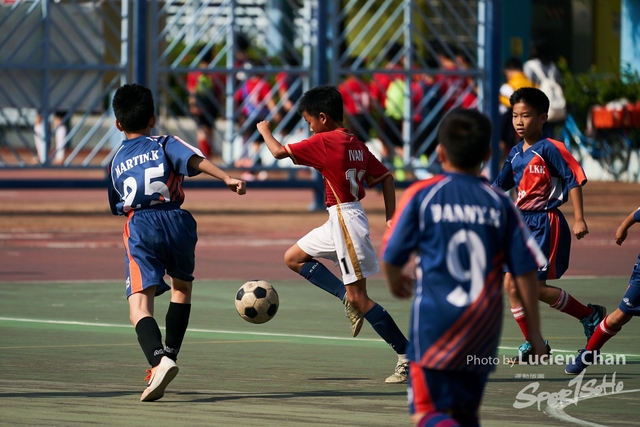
569, 186, 588, 239
615, 209, 639, 245
188, 156, 246, 195
256, 120, 290, 159
381, 175, 396, 228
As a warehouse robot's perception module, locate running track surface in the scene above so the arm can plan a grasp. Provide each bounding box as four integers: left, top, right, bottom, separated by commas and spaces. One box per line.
1, 181, 639, 282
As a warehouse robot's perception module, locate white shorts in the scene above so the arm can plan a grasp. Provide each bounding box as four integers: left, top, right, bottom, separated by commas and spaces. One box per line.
297, 201, 379, 285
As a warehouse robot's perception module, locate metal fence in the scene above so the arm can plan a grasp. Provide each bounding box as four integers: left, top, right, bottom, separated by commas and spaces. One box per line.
0, 0, 498, 188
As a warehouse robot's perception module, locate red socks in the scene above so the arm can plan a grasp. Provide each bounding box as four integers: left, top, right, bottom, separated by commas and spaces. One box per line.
550, 289, 593, 320
511, 306, 529, 341
586, 317, 619, 351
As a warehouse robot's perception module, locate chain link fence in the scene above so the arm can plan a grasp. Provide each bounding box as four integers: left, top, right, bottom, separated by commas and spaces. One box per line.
0, 0, 493, 186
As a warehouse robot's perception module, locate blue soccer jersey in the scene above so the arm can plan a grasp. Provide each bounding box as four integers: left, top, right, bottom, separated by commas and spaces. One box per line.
382, 173, 546, 373
493, 138, 587, 212
108, 135, 203, 215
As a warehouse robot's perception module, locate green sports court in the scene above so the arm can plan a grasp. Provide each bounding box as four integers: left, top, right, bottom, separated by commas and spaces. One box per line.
2, 276, 639, 427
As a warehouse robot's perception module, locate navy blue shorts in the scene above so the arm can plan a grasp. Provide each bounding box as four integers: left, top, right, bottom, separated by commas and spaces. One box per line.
408, 362, 487, 425
619, 258, 640, 315
123, 208, 197, 298
508, 210, 571, 281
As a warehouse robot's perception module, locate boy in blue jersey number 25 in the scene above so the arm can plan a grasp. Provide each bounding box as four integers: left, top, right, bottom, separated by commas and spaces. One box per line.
108, 84, 246, 402
382, 108, 547, 427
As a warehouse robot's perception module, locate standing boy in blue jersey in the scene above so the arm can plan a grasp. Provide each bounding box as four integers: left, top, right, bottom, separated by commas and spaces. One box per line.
108, 84, 246, 402
493, 87, 606, 362
566, 206, 640, 373
382, 108, 547, 427
256, 85, 411, 383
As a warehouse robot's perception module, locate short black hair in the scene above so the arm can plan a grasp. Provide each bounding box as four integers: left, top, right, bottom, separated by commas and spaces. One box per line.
297, 85, 344, 122
437, 108, 492, 170
503, 57, 523, 71
112, 84, 155, 133
510, 87, 549, 114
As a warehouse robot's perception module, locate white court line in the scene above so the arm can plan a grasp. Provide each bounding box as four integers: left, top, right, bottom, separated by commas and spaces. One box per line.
0, 317, 382, 343
545, 388, 640, 427
2, 316, 640, 358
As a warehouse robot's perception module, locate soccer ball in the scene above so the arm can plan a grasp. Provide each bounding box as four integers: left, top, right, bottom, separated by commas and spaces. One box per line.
234, 280, 279, 324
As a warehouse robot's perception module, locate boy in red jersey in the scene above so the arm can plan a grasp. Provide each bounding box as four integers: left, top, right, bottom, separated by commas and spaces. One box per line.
493, 87, 606, 363
256, 85, 411, 383
382, 108, 546, 427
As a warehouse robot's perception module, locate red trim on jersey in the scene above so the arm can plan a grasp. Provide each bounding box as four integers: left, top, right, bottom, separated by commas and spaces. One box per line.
548, 138, 587, 186
410, 362, 436, 414
124, 213, 144, 295
546, 210, 561, 279
419, 265, 502, 369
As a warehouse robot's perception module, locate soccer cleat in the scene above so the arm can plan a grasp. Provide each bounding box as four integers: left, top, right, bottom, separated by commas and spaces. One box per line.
385, 357, 409, 384
342, 295, 363, 337
580, 304, 606, 341
507, 340, 551, 365
140, 356, 179, 402
565, 348, 595, 375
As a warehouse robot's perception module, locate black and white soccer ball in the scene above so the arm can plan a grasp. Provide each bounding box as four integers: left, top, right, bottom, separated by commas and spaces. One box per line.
234, 280, 279, 324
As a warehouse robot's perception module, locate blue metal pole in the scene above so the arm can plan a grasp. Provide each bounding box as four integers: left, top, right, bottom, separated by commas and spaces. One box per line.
487, 0, 502, 181
315, 1, 328, 86
309, 1, 329, 210
40, 0, 51, 165
133, 0, 147, 85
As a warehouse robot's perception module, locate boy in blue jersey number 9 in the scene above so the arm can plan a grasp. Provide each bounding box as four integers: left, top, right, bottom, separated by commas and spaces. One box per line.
108, 84, 246, 402
382, 109, 546, 427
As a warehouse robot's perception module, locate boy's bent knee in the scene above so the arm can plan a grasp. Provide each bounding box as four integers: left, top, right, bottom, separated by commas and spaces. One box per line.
284, 245, 311, 273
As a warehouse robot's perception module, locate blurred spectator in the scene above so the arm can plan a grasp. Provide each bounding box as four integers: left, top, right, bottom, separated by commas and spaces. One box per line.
411, 58, 442, 159
523, 40, 565, 137
499, 57, 535, 155
339, 56, 372, 144
233, 62, 279, 180
434, 42, 476, 111
186, 49, 224, 158
34, 110, 67, 165
371, 42, 405, 161
275, 52, 303, 135
234, 33, 252, 84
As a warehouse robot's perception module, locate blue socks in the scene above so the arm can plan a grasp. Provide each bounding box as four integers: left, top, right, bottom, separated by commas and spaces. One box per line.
299, 261, 408, 355
364, 303, 408, 354
300, 261, 346, 300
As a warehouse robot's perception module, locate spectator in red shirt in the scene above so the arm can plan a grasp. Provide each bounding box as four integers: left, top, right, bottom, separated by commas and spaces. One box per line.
186, 49, 224, 158
339, 57, 373, 144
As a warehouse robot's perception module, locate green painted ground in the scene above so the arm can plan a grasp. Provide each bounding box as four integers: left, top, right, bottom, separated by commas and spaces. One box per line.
1, 278, 638, 426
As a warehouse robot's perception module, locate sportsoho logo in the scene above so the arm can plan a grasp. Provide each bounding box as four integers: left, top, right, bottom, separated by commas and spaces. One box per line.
513, 370, 624, 410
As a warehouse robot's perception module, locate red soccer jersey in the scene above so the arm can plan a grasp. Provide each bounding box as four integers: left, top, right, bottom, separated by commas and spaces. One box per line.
284, 129, 391, 207
339, 76, 371, 115
233, 76, 273, 116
